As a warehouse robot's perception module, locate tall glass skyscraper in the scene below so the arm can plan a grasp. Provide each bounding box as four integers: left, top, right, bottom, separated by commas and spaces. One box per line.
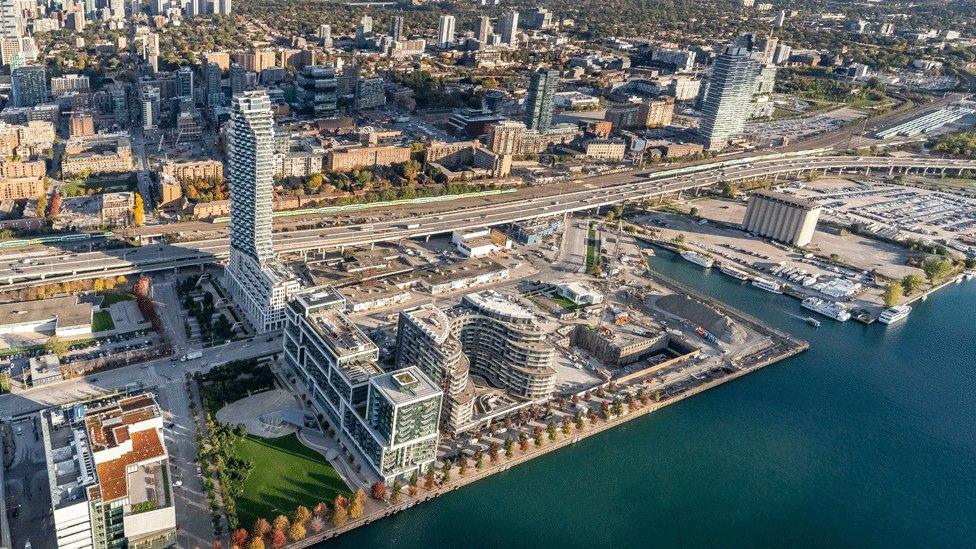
697, 45, 761, 150
524, 67, 558, 133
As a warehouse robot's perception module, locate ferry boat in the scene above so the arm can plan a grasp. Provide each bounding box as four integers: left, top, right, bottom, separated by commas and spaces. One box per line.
878, 305, 911, 325
720, 264, 750, 280
680, 250, 714, 268
965, 270, 975, 281
751, 277, 783, 293
804, 316, 821, 327
801, 297, 851, 322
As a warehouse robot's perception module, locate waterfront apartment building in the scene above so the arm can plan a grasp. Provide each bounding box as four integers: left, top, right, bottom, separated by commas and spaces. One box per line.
224, 91, 299, 332
43, 394, 176, 549
742, 189, 822, 246
696, 45, 761, 150
284, 287, 442, 483
524, 67, 559, 133
447, 290, 556, 400
395, 304, 476, 431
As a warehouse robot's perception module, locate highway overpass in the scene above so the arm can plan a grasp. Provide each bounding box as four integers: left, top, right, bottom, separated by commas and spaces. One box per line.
2, 153, 975, 291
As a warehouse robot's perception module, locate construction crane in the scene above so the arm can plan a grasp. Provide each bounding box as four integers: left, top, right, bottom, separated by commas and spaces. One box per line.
596, 217, 625, 330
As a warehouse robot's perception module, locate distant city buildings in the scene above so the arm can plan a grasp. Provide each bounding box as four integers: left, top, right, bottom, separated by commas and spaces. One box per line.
498, 11, 519, 46
437, 15, 456, 48
697, 45, 762, 150
294, 64, 338, 117
11, 65, 48, 107
524, 67, 559, 133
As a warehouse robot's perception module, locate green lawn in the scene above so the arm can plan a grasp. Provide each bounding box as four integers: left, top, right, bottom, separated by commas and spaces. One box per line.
234, 433, 350, 526
92, 311, 115, 332
100, 292, 134, 306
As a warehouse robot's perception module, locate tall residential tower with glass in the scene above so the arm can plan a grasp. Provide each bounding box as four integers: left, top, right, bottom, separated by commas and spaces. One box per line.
224, 90, 299, 332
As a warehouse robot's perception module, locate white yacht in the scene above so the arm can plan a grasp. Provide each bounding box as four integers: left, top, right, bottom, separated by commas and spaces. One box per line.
878, 305, 911, 325
801, 297, 851, 322
751, 277, 782, 293
720, 264, 750, 280
681, 250, 714, 268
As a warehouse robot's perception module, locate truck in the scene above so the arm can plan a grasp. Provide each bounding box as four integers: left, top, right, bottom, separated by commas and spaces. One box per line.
402, 223, 421, 229
181, 350, 203, 361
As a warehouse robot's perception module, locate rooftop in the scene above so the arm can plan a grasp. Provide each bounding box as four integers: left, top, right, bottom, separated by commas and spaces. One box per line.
751, 189, 819, 211
402, 304, 453, 343
370, 366, 442, 406
0, 295, 92, 329
463, 289, 535, 320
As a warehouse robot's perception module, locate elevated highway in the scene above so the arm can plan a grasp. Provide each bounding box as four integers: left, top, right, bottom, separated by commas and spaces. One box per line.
2, 153, 975, 291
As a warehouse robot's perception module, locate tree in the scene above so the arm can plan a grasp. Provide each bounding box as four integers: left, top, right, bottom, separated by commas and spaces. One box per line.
533, 426, 544, 447
922, 256, 952, 284
689, 207, 699, 217
408, 471, 419, 488
424, 465, 436, 490
458, 455, 469, 475
519, 431, 529, 452
44, 336, 69, 357
35, 193, 48, 218
272, 515, 289, 533
901, 274, 924, 295
882, 281, 902, 307
331, 495, 349, 527
371, 480, 387, 500
474, 449, 484, 469
349, 488, 366, 518
390, 480, 402, 504
305, 172, 324, 194
441, 460, 452, 483
489, 441, 500, 463
252, 518, 271, 538
231, 529, 249, 549
401, 159, 421, 182
307, 517, 324, 534
269, 530, 287, 549
504, 437, 514, 458
245, 538, 265, 549
293, 506, 311, 526
132, 192, 145, 226
286, 522, 306, 542
312, 502, 328, 518
547, 421, 557, 441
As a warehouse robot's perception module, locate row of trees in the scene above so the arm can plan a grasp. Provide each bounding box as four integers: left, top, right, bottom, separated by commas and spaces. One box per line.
10, 275, 127, 302
229, 490, 367, 549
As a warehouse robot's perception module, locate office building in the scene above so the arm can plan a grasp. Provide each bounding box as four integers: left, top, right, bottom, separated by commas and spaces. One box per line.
498, 11, 518, 46
215, 0, 231, 15
284, 287, 442, 483
294, 65, 338, 117
447, 290, 556, 400
436, 15, 455, 48
175, 66, 193, 98
11, 65, 48, 107
224, 91, 299, 332
390, 15, 404, 42
43, 394, 176, 549
697, 45, 761, 150
523, 67, 558, 133
205, 62, 223, 107
355, 76, 386, 110
522, 7, 552, 29
742, 189, 822, 246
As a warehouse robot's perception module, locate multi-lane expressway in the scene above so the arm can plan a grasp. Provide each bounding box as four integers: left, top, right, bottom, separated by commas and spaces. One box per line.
2, 152, 975, 291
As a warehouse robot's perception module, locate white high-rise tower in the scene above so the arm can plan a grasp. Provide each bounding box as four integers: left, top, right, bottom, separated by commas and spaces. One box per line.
224, 90, 298, 332
436, 15, 455, 48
